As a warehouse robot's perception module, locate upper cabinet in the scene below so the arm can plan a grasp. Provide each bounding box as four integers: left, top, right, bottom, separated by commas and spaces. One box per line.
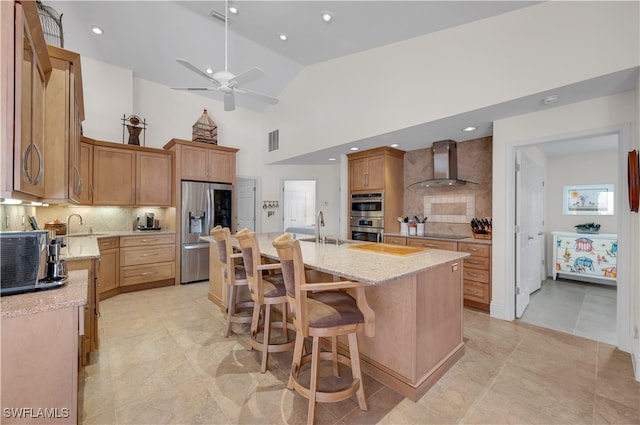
163, 139, 238, 184
85, 137, 174, 207
43, 46, 85, 203
347, 147, 405, 233
1, 1, 52, 200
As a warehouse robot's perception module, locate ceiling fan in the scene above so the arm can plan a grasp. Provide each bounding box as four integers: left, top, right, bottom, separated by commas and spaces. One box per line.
172, 0, 278, 111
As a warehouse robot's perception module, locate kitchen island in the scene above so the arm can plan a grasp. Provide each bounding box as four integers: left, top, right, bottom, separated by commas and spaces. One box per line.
203, 233, 468, 401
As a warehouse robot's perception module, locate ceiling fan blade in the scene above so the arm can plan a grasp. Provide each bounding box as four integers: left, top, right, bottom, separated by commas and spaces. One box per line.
236, 87, 279, 105
176, 58, 219, 84
229, 67, 265, 86
171, 87, 219, 91
224, 92, 236, 111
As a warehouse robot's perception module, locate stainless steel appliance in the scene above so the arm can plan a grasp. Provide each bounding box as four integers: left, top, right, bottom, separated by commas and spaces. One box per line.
181, 180, 233, 283
0, 230, 66, 296
350, 193, 384, 242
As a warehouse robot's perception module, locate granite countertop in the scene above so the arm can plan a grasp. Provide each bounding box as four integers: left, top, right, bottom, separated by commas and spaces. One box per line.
202, 233, 468, 286
1, 270, 88, 319
384, 232, 492, 245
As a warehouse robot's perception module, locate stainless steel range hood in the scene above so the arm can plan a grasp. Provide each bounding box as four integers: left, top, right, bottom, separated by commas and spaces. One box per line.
409, 140, 471, 189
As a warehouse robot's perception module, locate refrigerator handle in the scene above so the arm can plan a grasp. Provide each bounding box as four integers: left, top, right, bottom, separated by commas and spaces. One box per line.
206, 188, 214, 233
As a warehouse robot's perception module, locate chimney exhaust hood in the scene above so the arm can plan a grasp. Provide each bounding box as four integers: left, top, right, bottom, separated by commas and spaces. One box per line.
409, 140, 473, 189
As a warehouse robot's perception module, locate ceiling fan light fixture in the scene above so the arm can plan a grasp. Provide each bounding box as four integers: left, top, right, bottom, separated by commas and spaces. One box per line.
321, 11, 334, 23
279, 33, 288, 41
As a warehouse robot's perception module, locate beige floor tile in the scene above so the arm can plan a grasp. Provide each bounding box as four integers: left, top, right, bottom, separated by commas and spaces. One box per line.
81, 281, 640, 425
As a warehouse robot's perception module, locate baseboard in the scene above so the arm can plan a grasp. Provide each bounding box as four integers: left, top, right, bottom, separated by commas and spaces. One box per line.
489, 300, 510, 321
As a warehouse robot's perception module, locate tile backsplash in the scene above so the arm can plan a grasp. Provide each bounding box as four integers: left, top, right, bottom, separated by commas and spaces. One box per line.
1, 205, 174, 233
404, 136, 492, 236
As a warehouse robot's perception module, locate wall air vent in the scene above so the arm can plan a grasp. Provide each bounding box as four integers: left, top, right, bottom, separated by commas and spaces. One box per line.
268, 130, 279, 152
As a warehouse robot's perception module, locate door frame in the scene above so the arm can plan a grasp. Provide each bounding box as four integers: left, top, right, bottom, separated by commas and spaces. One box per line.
502, 125, 631, 352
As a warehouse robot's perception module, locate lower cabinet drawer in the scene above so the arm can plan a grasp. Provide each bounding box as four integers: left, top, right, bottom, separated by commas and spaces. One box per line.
120, 262, 175, 286
463, 255, 490, 270
463, 280, 490, 304
120, 244, 175, 266
407, 238, 457, 251
463, 267, 490, 283
384, 236, 407, 246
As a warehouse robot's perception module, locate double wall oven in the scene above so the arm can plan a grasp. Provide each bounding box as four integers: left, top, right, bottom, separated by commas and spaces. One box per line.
350, 193, 384, 242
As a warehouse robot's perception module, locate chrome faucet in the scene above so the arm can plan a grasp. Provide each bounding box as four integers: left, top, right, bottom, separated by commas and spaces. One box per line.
316, 210, 325, 243
66, 213, 83, 235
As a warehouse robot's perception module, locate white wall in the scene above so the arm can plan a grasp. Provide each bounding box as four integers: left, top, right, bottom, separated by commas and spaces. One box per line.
262, 1, 639, 163
544, 149, 618, 275
493, 90, 638, 357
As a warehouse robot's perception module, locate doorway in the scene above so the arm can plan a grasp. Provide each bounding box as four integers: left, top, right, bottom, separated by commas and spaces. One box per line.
236, 177, 256, 232
514, 134, 621, 345
282, 180, 317, 234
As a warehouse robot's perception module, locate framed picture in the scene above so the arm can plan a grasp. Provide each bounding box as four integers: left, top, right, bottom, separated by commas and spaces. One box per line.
563, 184, 614, 215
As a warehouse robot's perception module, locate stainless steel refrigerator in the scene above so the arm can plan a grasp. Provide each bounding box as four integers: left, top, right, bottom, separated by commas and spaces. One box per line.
181, 180, 233, 283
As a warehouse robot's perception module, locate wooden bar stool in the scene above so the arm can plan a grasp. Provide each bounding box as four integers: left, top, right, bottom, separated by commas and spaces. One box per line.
235, 229, 296, 373
272, 233, 375, 425
211, 226, 253, 337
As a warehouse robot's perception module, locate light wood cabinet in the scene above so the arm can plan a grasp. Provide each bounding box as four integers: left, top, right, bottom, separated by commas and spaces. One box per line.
67, 259, 99, 366
78, 141, 93, 204
407, 237, 457, 251
384, 235, 407, 246
1, 1, 52, 200
136, 150, 173, 206
349, 155, 385, 191
88, 138, 173, 206
42, 46, 84, 203
97, 237, 119, 298
164, 138, 237, 184
93, 144, 136, 205
458, 242, 492, 311
119, 234, 176, 288
347, 147, 405, 237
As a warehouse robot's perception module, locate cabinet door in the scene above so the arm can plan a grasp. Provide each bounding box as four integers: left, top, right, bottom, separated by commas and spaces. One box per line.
68, 62, 82, 203
365, 155, 385, 190
98, 248, 119, 293
208, 150, 233, 183
14, 8, 46, 197
180, 145, 209, 181
349, 158, 369, 191
93, 146, 135, 205
78, 141, 93, 204
136, 151, 173, 206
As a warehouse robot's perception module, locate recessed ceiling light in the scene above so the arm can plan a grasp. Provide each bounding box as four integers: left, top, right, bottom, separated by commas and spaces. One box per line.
321, 11, 334, 23
462, 126, 477, 132
90, 25, 103, 35
228, 6, 239, 14
328, 157, 336, 161
279, 33, 288, 41
390, 143, 400, 148
349, 147, 359, 151
542, 94, 559, 105
205, 68, 214, 74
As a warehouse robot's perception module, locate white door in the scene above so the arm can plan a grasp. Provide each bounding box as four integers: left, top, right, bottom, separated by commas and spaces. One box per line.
283, 191, 307, 231
515, 150, 545, 317
236, 178, 256, 232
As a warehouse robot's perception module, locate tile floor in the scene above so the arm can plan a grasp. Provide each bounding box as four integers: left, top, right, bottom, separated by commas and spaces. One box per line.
520, 278, 617, 345
80, 282, 640, 425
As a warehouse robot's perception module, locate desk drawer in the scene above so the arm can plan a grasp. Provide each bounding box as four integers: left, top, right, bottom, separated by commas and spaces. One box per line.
120, 262, 175, 286
120, 244, 175, 266
463, 268, 489, 283
120, 234, 175, 247
464, 280, 490, 304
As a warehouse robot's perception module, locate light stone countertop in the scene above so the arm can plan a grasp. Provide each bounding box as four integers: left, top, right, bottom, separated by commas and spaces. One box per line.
1, 270, 88, 319
202, 233, 469, 286
59, 230, 176, 261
